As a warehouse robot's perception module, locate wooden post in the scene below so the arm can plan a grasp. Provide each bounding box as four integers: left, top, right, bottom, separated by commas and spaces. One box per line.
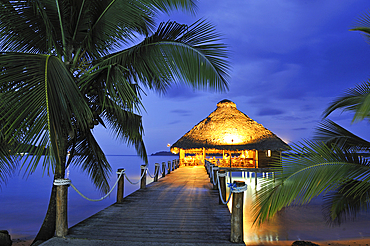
255, 171, 257, 187
254, 159, 257, 187
209, 164, 213, 180
230, 181, 245, 243
212, 167, 219, 190
162, 162, 166, 178
140, 165, 146, 189
154, 163, 159, 182
167, 161, 171, 174
55, 180, 69, 237
171, 160, 175, 171
219, 170, 226, 205
116, 168, 125, 203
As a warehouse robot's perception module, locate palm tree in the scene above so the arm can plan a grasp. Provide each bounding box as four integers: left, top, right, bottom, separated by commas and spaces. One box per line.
252, 15, 370, 226
0, 0, 229, 242
0, 130, 15, 186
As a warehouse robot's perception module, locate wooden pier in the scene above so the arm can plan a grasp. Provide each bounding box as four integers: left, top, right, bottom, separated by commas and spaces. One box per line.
41, 166, 244, 245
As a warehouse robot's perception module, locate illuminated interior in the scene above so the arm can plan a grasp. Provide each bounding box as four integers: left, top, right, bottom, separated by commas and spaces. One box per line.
170, 100, 288, 169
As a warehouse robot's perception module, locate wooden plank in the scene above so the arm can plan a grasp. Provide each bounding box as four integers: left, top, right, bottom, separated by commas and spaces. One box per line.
60, 166, 242, 245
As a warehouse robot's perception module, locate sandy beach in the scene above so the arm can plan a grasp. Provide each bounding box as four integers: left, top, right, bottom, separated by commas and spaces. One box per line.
12, 238, 33, 246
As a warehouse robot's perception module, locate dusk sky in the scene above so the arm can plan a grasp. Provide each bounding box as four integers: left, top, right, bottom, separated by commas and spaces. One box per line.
95, 0, 370, 156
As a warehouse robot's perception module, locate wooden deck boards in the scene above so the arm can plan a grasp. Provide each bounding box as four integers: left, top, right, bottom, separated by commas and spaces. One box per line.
59, 166, 241, 245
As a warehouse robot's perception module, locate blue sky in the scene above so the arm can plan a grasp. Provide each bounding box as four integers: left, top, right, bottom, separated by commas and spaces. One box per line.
94, 0, 370, 156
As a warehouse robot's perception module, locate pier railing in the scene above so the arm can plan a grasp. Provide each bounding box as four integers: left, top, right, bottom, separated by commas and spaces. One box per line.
54, 158, 180, 237
53, 158, 255, 243
204, 159, 277, 243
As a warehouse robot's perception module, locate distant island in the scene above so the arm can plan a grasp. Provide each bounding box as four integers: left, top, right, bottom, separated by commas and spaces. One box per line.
151, 151, 178, 156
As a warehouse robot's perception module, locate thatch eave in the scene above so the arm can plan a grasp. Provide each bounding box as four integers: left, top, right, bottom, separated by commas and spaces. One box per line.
171, 138, 289, 152
170, 100, 290, 153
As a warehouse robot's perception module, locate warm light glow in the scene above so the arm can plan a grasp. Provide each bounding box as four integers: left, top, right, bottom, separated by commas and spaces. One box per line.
167, 143, 171, 147
223, 134, 243, 144
267, 149, 271, 157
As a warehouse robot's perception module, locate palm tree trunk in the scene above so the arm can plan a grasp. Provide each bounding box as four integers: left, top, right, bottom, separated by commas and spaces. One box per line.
31, 181, 57, 244
32, 135, 68, 245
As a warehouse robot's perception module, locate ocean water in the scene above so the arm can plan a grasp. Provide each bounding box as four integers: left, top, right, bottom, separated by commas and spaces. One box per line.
1, 156, 370, 243
228, 172, 370, 243
0, 155, 176, 240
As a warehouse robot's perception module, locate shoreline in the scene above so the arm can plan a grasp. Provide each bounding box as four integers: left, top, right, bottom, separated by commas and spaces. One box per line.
10, 237, 370, 246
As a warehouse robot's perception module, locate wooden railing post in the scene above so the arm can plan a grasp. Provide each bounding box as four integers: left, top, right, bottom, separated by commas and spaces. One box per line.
230, 181, 245, 243
116, 168, 125, 203
55, 179, 69, 237
219, 170, 226, 205
212, 167, 219, 190
140, 165, 146, 189
162, 162, 166, 178
172, 160, 175, 170
255, 171, 257, 187
154, 163, 159, 182
209, 164, 214, 179
167, 161, 171, 174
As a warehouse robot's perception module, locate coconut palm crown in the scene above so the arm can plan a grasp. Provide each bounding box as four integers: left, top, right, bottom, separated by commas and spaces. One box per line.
0, 0, 229, 188
0, 0, 229, 241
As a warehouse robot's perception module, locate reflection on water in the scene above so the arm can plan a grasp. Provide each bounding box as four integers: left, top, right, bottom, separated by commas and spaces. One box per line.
3, 162, 370, 242
0, 155, 176, 239
227, 172, 370, 244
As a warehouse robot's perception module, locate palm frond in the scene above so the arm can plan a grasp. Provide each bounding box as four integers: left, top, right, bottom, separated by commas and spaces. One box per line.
0, 52, 92, 175
314, 119, 370, 151
322, 180, 370, 225
100, 19, 229, 94
79, 63, 141, 111
69, 129, 111, 194
323, 80, 370, 122
350, 11, 370, 45
0, 130, 16, 188
0, 1, 61, 54
77, 0, 196, 57
143, 0, 196, 14
103, 98, 147, 162
78, 0, 154, 57
253, 140, 370, 226
79, 64, 146, 160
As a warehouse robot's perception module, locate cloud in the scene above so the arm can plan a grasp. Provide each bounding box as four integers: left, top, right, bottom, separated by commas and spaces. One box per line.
170, 109, 192, 117
293, 127, 307, 131
258, 108, 284, 116
168, 120, 181, 125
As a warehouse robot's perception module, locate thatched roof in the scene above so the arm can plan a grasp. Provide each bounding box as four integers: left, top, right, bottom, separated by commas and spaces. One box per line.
171, 99, 289, 153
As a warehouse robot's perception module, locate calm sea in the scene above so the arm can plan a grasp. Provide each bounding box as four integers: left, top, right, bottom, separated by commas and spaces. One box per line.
0, 155, 176, 240
1, 155, 370, 243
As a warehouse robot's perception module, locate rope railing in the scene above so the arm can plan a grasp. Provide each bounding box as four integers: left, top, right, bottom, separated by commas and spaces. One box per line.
229, 182, 248, 193
217, 171, 232, 204
53, 158, 179, 238
211, 166, 218, 185
214, 168, 248, 205
53, 162, 167, 202
124, 165, 147, 185
53, 169, 125, 202
146, 163, 160, 179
